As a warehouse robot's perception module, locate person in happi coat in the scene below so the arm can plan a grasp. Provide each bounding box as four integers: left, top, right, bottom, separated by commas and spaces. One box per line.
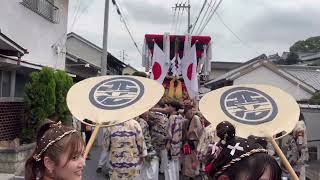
196, 117, 218, 179
165, 100, 184, 180
104, 119, 147, 180
136, 111, 159, 180
149, 100, 170, 174
96, 127, 111, 175
282, 114, 309, 180
182, 107, 204, 179
293, 117, 309, 180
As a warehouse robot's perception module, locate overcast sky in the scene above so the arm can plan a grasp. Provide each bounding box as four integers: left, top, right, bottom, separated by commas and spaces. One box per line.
68, 0, 320, 70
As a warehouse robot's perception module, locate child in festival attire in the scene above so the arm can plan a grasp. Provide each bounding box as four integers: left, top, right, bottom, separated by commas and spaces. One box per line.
206, 121, 282, 180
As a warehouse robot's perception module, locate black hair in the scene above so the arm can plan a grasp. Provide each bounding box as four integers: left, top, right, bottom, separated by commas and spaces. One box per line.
168, 100, 182, 111
209, 121, 281, 180
216, 121, 236, 145
216, 153, 282, 180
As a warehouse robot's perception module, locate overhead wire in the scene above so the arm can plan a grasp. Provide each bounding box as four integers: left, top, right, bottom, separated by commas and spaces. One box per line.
198, 0, 224, 34
171, 0, 181, 33
170, 5, 177, 33
194, 0, 215, 35
215, 12, 259, 54
174, 3, 182, 34
173, 0, 182, 34
69, 0, 82, 32
196, 0, 218, 34
177, 1, 187, 34
112, 0, 142, 56
52, 0, 85, 48
190, 0, 208, 34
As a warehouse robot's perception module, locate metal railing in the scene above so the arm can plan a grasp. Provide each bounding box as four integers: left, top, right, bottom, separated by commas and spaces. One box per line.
21, 0, 60, 23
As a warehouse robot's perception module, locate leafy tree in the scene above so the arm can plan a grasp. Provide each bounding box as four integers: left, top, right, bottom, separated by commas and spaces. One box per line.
21, 68, 74, 143
53, 70, 74, 125
285, 52, 300, 65
274, 58, 286, 65
22, 67, 56, 143
290, 36, 320, 53
310, 92, 320, 105
25, 67, 56, 126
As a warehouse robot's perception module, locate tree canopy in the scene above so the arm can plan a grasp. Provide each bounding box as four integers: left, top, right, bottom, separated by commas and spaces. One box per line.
310, 92, 320, 105
290, 36, 320, 53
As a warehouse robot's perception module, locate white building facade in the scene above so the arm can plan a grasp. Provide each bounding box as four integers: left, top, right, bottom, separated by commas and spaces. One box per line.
0, 0, 69, 69
0, 0, 69, 144
0, 0, 69, 101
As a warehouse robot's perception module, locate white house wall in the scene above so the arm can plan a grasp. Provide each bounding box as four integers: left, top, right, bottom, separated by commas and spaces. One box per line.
233, 66, 313, 101
0, 0, 69, 69
66, 37, 101, 67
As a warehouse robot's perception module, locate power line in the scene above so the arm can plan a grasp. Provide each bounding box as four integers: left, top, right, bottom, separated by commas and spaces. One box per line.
170, 5, 177, 32
69, 0, 82, 32
198, 0, 223, 34
174, 3, 182, 34
173, 1, 191, 34
177, 2, 186, 34
194, 0, 215, 35
52, 0, 86, 48
171, 0, 181, 33
112, 0, 142, 56
190, 0, 207, 34
215, 12, 259, 54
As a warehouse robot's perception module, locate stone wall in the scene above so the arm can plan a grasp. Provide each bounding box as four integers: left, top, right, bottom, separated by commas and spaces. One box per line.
0, 143, 35, 176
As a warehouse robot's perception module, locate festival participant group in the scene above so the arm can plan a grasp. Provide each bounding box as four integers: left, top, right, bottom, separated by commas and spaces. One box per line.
24, 96, 308, 180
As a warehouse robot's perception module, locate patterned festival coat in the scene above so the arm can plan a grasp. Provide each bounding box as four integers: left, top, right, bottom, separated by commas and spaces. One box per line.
136, 117, 156, 159
196, 124, 217, 161
167, 114, 186, 159
104, 119, 147, 179
148, 112, 169, 152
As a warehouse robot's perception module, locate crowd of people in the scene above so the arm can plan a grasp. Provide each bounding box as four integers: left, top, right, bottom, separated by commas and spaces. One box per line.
24, 97, 308, 180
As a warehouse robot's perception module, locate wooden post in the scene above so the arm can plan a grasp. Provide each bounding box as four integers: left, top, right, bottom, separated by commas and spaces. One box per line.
268, 136, 299, 180
84, 124, 101, 157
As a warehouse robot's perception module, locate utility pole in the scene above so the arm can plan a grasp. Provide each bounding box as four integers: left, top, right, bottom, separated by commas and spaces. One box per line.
187, 0, 191, 33
101, 0, 110, 76
173, 1, 191, 33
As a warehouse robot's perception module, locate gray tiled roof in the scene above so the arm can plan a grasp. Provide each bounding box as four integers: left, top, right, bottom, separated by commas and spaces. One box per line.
279, 65, 320, 91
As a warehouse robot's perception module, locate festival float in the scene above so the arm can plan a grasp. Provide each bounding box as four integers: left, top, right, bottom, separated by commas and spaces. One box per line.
142, 33, 212, 101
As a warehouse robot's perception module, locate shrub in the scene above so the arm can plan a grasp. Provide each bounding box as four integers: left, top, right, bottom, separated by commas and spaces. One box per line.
21, 67, 73, 143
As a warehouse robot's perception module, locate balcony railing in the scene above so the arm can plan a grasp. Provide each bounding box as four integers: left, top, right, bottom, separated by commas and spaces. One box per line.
21, 0, 59, 23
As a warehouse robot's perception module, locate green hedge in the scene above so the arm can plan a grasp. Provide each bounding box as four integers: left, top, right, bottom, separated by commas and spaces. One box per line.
20, 67, 74, 143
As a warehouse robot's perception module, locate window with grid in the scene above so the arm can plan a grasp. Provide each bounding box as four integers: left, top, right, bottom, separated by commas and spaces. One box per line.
21, 0, 60, 23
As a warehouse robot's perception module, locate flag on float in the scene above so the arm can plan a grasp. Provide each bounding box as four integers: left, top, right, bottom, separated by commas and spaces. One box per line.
150, 43, 170, 84
181, 44, 198, 98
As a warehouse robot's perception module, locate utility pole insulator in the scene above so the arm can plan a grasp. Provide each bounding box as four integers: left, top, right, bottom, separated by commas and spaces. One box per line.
173, 0, 191, 33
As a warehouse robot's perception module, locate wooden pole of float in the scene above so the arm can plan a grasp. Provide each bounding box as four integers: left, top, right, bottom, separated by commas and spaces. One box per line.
268, 136, 299, 180
84, 125, 101, 157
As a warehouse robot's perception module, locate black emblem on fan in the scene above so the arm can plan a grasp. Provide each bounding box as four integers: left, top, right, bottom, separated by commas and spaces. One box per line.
220, 87, 278, 125
89, 77, 144, 110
